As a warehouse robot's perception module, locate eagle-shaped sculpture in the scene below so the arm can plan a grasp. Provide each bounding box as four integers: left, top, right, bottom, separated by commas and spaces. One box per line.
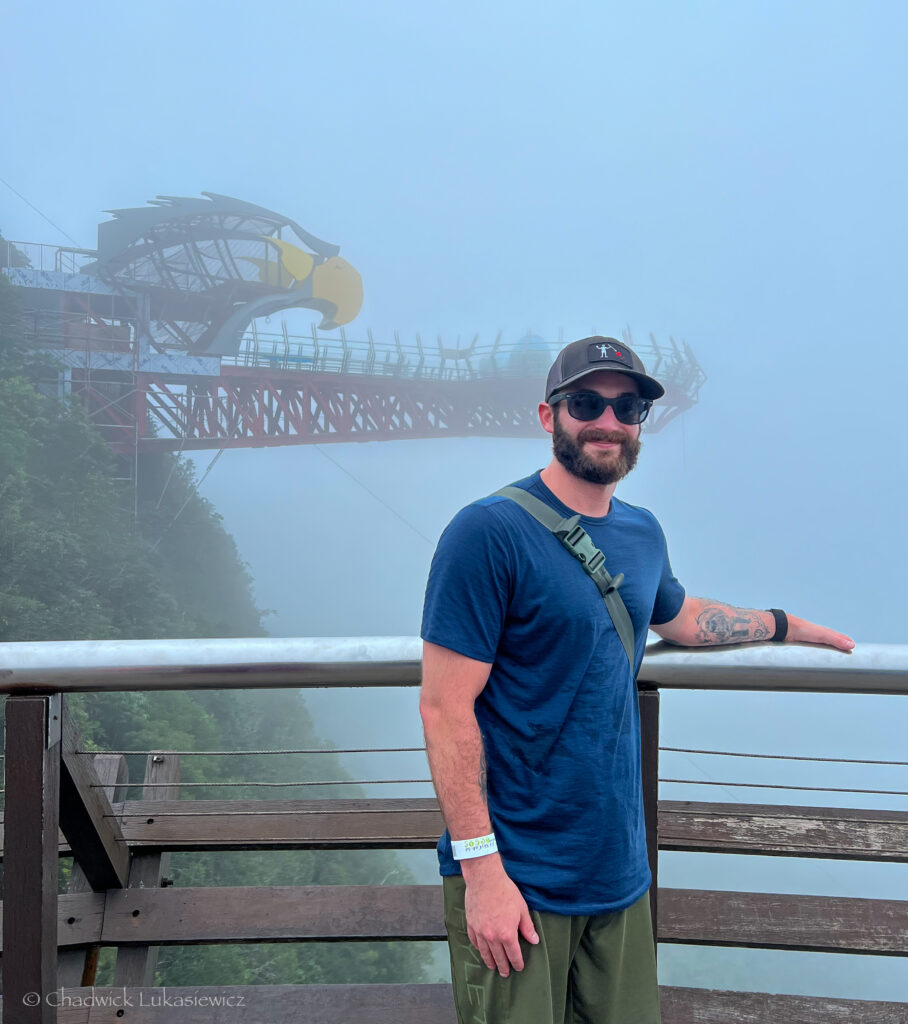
85, 193, 363, 355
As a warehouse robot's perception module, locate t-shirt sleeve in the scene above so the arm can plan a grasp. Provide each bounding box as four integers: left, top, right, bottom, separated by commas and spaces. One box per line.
650, 523, 686, 626
420, 502, 512, 663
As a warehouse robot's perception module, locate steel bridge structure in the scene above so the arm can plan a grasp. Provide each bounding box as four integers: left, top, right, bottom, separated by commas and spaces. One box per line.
2, 231, 706, 460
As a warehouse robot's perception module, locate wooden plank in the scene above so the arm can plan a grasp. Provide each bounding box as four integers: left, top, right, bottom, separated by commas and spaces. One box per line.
660, 986, 908, 1024
660, 800, 908, 862
0, 893, 106, 952
113, 797, 908, 861
4, 797, 904, 862
58, 702, 130, 889
0, 986, 904, 1024
3, 694, 62, 1024
114, 754, 181, 986
59, 754, 129, 987
660, 888, 908, 955
92, 885, 908, 954
2, 885, 899, 959
0, 999, 90, 1024
57, 893, 107, 948
100, 885, 447, 944
114, 797, 444, 850
0, 986, 457, 1024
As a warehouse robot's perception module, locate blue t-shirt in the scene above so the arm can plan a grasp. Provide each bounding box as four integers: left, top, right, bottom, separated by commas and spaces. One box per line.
420, 471, 685, 915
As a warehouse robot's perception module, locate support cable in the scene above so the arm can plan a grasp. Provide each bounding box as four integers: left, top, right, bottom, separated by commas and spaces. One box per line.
92, 778, 432, 788
80, 778, 906, 795
148, 448, 224, 553
77, 746, 426, 755
76, 746, 907, 767
0, 174, 81, 245
662, 746, 908, 767
314, 445, 433, 545
155, 433, 190, 509
658, 779, 908, 796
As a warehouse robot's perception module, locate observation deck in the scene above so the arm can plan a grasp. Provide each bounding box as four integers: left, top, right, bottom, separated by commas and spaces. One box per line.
2, 239, 706, 454
0, 638, 905, 1022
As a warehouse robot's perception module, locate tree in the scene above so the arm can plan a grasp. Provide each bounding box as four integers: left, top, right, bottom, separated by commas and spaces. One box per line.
0, 272, 432, 984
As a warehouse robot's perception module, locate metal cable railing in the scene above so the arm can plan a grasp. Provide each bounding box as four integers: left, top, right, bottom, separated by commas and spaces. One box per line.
661, 746, 908, 766
49, 741, 902, 800
658, 780, 908, 796
76, 745, 908, 766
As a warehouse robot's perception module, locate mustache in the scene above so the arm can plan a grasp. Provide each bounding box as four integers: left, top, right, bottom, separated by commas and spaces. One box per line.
577, 428, 629, 445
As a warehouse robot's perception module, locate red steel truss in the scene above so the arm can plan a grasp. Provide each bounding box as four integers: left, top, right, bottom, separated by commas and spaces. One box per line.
73, 366, 694, 454
137, 368, 545, 452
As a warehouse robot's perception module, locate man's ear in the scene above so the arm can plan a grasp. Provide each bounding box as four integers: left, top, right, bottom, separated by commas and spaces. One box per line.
538, 401, 555, 435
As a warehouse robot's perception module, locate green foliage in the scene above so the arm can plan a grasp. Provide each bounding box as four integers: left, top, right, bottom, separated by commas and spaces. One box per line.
0, 273, 431, 985
75, 688, 432, 986
134, 454, 265, 638
0, 278, 263, 642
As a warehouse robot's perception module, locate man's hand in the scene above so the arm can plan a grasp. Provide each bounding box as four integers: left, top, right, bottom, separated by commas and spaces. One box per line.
786, 613, 854, 652
653, 597, 855, 652
462, 855, 539, 977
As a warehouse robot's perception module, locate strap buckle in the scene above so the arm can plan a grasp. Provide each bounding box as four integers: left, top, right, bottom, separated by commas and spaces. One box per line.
605, 572, 625, 594
555, 515, 606, 574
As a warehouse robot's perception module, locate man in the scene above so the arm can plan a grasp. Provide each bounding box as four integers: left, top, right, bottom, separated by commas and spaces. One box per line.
419, 336, 853, 1024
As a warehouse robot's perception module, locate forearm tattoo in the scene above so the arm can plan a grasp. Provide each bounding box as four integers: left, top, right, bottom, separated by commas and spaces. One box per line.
694, 602, 772, 645
479, 746, 488, 805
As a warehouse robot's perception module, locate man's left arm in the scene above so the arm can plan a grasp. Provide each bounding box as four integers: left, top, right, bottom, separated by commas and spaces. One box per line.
652, 596, 855, 652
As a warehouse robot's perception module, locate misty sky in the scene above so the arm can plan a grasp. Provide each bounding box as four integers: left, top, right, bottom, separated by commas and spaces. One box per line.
4, 0, 907, 999
5, 0, 906, 643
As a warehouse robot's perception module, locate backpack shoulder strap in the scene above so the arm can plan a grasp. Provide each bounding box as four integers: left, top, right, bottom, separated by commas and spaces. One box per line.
493, 485, 636, 671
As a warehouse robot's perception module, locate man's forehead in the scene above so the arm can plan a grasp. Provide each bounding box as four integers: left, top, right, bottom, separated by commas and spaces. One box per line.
572, 370, 640, 394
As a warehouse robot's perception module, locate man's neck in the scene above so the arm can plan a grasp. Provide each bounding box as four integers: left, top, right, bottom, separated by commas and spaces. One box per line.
539, 459, 618, 517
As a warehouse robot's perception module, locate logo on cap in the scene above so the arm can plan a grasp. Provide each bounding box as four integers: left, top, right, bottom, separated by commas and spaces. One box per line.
588, 341, 632, 366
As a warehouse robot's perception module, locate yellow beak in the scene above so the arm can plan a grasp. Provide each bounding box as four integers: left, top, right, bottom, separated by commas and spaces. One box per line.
310, 256, 363, 328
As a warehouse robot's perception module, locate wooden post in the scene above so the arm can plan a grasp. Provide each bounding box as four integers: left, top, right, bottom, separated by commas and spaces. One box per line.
4, 694, 62, 1024
58, 704, 129, 891
113, 752, 181, 985
57, 753, 128, 987
638, 686, 660, 952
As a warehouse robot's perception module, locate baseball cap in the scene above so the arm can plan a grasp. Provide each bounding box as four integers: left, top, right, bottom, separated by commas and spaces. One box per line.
545, 336, 665, 401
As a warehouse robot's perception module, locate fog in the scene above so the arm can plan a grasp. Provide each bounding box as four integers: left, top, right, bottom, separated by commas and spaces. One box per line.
5, 0, 907, 1001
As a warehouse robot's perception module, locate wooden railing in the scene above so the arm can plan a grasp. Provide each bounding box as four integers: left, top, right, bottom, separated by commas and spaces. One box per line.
0, 638, 906, 1023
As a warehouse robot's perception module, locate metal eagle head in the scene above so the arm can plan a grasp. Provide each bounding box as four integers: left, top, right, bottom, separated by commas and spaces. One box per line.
87, 193, 363, 354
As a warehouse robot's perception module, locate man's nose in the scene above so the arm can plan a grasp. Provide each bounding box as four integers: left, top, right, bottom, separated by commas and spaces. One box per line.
592, 403, 622, 429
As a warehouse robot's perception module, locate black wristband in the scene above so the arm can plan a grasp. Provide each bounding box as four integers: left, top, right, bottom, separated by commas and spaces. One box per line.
768, 608, 788, 643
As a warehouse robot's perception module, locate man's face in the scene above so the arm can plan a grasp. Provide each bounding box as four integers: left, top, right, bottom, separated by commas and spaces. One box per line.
548, 372, 642, 485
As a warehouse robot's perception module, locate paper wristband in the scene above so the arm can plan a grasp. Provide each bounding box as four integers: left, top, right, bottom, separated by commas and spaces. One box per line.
451, 833, 498, 860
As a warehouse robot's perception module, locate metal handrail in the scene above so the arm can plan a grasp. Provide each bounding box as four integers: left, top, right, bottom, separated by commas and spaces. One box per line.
0, 638, 904, 695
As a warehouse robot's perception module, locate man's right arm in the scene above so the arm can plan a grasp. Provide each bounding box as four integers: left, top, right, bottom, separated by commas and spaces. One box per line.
419, 640, 539, 977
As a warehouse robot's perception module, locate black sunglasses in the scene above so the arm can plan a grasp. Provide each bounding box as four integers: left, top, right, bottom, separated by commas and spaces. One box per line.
549, 391, 652, 425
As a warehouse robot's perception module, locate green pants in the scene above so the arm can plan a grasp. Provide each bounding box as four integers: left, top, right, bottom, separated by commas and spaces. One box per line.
443, 876, 660, 1024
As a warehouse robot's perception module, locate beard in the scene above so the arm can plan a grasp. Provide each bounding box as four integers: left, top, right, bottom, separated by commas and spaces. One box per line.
552, 414, 641, 485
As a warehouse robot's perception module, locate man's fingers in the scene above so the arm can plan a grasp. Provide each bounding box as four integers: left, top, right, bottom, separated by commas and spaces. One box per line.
469, 930, 496, 971
808, 628, 855, 652
463, 876, 536, 975
488, 939, 513, 977
789, 617, 855, 652
472, 931, 508, 975
502, 933, 525, 973
519, 906, 540, 945
471, 931, 526, 976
